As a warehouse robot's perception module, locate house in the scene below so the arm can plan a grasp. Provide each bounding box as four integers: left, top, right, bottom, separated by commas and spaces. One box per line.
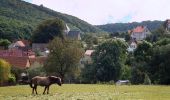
8, 41, 25, 49
67, 30, 81, 40
130, 26, 150, 41
1, 56, 31, 69
127, 41, 137, 52
82, 50, 94, 64
32, 43, 48, 52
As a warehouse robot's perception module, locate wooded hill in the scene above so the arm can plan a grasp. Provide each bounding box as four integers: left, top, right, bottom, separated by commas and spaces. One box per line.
96, 21, 163, 33
0, 0, 101, 41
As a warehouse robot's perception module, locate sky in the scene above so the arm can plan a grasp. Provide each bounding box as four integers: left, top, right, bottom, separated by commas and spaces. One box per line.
24, 0, 170, 25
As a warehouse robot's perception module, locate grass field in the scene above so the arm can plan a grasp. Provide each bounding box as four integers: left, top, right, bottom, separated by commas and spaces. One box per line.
0, 84, 170, 100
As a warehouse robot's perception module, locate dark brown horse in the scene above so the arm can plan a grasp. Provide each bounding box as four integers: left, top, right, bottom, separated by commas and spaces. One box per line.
29, 76, 62, 94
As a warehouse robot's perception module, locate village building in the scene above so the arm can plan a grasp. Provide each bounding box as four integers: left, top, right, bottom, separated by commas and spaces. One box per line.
130, 26, 150, 41
67, 30, 81, 40
82, 50, 94, 64
127, 41, 137, 52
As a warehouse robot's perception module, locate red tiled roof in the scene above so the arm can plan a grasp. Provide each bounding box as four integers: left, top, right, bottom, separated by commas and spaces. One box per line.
0, 49, 35, 57
1, 56, 30, 69
132, 26, 145, 33
29, 57, 47, 65
85, 50, 94, 56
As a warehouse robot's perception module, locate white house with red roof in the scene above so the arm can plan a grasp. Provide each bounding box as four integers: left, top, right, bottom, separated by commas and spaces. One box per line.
130, 26, 150, 41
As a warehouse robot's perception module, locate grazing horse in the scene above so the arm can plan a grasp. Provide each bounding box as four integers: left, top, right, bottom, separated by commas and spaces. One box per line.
29, 76, 62, 94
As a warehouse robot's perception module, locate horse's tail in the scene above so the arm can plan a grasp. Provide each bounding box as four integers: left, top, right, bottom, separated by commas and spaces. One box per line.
29, 79, 33, 88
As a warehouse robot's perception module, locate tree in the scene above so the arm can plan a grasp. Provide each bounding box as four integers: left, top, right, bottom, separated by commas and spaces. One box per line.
0, 59, 11, 85
44, 37, 83, 82
32, 18, 66, 43
131, 41, 153, 84
148, 39, 170, 84
92, 39, 128, 82
0, 39, 11, 49
143, 73, 151, 85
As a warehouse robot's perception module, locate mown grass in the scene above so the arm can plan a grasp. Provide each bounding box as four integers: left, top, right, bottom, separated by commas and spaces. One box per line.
0, 84, 170, 100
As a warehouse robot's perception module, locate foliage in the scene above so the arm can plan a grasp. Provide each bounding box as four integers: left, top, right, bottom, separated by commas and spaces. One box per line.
44, 37, 83, 81
81, 33, 99, 49
0, 39, 11, 49
97, 21, 163, 33
80, 64, 97, 83
143, 73, 151, 85
91, 39, 128, 82
8, 74, 16, 84
0, 59, 11, 84
131, 41, 153, 84
0, 0, 100, 41
11, 67, 25, 81
32, 18, 65, 43
120, 65, 131, 80
27, 63, 45, 79
148, 39, 170, 84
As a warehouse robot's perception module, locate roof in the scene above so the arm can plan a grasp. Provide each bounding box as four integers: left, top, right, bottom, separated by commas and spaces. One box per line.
67, 31, 81, 40
0, 49, 35, 57
85, 50, 94, 56
16, 41, 25, 47
29, 57, 47, 65
132, 26, 146, 33
1, 56, 30, 69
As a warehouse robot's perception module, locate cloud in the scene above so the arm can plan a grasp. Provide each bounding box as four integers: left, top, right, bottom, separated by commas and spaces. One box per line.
31, 0, 170, 25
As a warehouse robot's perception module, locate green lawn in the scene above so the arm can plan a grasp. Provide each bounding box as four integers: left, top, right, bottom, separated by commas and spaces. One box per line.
0, 84, 170, 100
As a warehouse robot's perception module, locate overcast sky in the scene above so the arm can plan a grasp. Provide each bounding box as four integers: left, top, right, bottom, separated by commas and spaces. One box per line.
24, 0, 170, 25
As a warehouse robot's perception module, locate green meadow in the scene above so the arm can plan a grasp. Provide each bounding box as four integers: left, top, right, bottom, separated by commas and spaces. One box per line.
0, 84, 170, 100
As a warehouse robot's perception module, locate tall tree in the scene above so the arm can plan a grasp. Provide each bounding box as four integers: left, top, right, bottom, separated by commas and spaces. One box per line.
44, 37, 83, 82
148, 38, 170, 84
92, 39, 128, 82
131, 41, 152, 84
32, 18, 66, 43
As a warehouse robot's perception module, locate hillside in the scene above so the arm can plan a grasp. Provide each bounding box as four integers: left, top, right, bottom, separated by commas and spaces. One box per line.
0, 0, 100, 41
97, 21, 163, 33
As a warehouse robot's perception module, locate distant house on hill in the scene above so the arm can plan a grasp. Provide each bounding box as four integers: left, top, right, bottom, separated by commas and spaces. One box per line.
130, 26, 150, 41
67, 30, 81, 40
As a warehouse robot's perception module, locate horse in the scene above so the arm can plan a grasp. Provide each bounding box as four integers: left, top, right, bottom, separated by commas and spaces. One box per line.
29, 76, 62, 94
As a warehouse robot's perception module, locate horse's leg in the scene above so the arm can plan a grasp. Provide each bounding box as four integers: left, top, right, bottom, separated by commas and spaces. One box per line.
47, 86, 49, 94
35, 85, 38, 94
43, 86, 47, 94
32, 87, 34, 94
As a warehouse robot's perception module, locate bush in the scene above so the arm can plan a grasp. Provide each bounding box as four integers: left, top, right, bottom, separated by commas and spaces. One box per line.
0, 59, 11, 85
8, 74, 16, 85
27, 63, 46, 78
144, 74, 151, 85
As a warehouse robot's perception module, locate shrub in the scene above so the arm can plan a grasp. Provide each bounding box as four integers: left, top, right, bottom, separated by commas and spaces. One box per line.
144, 74, 151, 85
0, 59, 11, 85
8, 74, 16, 85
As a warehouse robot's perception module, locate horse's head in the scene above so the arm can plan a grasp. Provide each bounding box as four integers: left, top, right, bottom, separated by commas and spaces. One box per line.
48, 76, 62, 86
